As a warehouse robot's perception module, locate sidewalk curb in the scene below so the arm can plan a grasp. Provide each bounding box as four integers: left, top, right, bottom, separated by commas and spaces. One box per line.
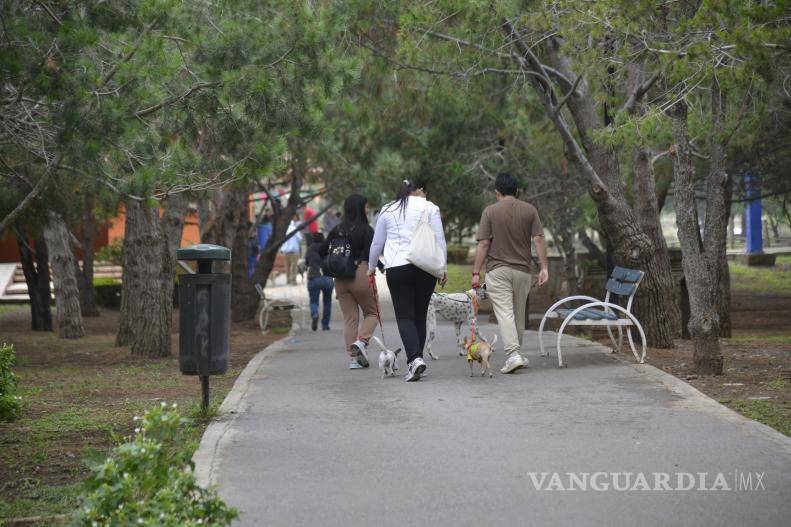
193, 325, 297, 488
595, 345, 791, 456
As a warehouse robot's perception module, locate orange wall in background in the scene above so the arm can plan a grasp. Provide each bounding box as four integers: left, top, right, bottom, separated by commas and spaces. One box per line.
0, 203, 201, 263
107, 203, 200, 248
0, 223, 110, 263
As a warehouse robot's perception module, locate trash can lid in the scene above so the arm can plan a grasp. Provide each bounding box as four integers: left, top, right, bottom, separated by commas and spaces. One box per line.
177, 244, 231, 261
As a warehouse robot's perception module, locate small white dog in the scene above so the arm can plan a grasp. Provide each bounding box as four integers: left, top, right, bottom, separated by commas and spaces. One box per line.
372, 336, 401, 379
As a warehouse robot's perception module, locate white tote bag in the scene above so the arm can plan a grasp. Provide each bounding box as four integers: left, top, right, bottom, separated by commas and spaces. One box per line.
406, 204, 446, 278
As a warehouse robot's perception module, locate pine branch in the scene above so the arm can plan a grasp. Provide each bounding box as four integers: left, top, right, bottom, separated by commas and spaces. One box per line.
100, 15, 161, 88
134, 81, 222, 118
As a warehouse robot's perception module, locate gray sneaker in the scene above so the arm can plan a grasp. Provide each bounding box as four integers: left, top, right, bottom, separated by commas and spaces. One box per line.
349, 361, 363, 370
351, 340, 370, 368
405, 357, 427, 382
500, 353, 528, 374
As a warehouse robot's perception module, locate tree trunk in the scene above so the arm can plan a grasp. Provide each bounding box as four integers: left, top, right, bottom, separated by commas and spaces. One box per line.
43, 212, 85, 338
768, 216, 780, 241
231, 212, 252, 323
668, 96, 728, 375
16, 231, 52, 331
117, 197, 186, 357
197, 195, 215, 244
226, 185, 253, 323
76, 196, 100, 317
717, 248, 732, 338
632, 146, 682, 343
717, 185, 733, 338
116, 201, 152, 347
504, 29, 680, 347
239, 199, 296, 321
155, 195, 188, 357
239, 158, 306, 320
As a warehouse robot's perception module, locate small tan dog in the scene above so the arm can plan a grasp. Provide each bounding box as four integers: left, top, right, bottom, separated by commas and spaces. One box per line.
463, 334, 497, 377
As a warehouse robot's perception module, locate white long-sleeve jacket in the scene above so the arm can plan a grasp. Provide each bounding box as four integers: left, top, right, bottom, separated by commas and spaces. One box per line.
368, 196, 447, 272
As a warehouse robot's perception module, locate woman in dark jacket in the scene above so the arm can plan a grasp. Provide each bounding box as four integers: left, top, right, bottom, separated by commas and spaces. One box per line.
319, 194, 379, 370
305, 233, 334, 331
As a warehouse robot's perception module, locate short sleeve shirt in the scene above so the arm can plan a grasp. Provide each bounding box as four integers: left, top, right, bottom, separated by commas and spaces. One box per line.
303, 207, 319, 234
476, 198, 543, 273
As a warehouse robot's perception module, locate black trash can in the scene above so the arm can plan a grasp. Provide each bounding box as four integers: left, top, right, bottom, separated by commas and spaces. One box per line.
177, 244, 231, 407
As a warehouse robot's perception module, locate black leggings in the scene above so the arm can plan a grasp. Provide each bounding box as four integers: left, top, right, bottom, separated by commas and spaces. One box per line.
386, 264, 437, 363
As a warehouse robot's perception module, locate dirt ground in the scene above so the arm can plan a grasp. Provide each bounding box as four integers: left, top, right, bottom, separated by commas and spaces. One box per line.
605, 291, 791, 436
0, 307, 287, 521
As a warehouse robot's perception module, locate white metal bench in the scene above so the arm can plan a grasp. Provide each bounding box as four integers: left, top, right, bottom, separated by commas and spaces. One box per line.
255, 283, 306, 334
538, 266, 647, 367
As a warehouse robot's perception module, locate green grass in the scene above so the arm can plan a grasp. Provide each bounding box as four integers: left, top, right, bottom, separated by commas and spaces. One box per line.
0, 304, 24, 316
730, 400, 791, 436
27, 407, 114, 435
726, 333, 791, 345
439, 263, 481, 293
0, 484, 78, 526
729, 256, 791, 295
92, 277, 120, 286
768, 378, 791, 390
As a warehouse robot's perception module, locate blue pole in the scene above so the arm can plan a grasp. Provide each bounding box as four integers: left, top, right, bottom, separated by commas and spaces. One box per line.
744, 173, 763, 254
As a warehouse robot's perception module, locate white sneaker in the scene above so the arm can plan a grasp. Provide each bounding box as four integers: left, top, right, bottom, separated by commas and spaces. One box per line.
501, 353, 528, 374
405, 357, 427, 382
351, 340, 369, 368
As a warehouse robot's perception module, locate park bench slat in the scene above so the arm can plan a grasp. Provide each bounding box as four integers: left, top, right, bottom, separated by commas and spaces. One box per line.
554, 308, 620, 321
605, 278, 638, 296
555, 308, 591, 321
611, 266, 643, 283
581, 308, 619, 320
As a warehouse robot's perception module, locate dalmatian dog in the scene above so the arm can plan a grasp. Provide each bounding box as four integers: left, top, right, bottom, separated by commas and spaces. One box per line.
424, 285, 488, 359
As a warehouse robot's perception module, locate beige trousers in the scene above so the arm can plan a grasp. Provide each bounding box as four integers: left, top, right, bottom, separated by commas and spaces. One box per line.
335, 265, 380, 357
486, 266, 532, 356
284, 252, 299, 284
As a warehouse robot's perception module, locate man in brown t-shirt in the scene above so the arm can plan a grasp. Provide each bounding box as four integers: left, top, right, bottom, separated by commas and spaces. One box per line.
473, 173, 548, 373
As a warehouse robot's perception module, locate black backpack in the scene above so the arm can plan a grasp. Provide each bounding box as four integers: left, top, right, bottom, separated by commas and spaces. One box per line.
322, 226, 357, 278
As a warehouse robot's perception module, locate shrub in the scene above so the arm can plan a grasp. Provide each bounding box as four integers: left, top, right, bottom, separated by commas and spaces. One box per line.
0, 343, 22, 422
94, 278, 122, 309
447, 245, 470, 265
95, 239, 123, 265
73, 403, 238, 526
92, 277, 121, 287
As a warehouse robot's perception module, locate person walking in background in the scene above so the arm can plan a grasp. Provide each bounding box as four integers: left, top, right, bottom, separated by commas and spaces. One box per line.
258, 212, 273, 250
323, 208, 342, 233
472, 173, 548, 374
305, 233, 334, 331
281, 213, 302, 285
247, 230, 259, 277
299, 204, 320, 256
368, 179, 447, 382
320, 195, 380, 370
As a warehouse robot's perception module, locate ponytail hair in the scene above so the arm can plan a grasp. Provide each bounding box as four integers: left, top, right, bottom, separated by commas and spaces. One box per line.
394, 178, 428, 216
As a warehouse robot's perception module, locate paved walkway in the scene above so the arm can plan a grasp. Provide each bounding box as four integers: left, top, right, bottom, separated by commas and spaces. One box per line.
199, 285, 791, 527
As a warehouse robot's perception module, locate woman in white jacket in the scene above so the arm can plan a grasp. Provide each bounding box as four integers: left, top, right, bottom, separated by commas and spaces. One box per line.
368, 179, 447, 382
